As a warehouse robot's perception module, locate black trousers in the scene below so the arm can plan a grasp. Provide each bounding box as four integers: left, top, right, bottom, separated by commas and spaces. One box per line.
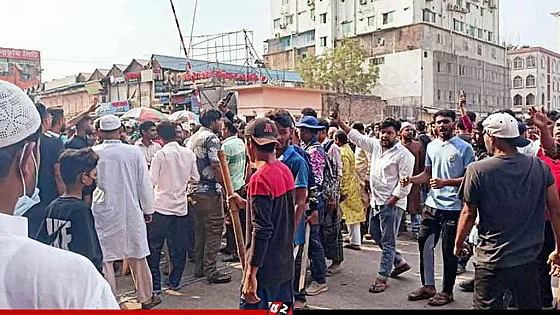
225, 189, 247, 255
474, 262, 541, 310
147, 212, 190, 291
537, 221, 555, 308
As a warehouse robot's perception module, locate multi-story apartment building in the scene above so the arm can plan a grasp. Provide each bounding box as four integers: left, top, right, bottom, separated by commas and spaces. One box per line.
508, 46, 560, 113
265, 0, 509, 118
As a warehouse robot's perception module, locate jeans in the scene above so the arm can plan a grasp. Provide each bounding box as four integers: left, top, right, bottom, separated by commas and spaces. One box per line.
147, 212, 190, 291
370, 205, 406, 280
411, 214, 421, 233
240, 279, 294, 310
474, 262, 541, 310
418, 206, 460, 293
185, 208, 195, 259
309, 223, 327, 284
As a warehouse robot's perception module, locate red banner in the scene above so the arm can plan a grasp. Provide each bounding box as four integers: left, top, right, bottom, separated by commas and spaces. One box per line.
0, 48, 41, 61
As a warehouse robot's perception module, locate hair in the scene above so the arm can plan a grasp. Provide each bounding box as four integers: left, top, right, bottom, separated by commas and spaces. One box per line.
548, 110, 560, 122
301, 107, 317, 118
36, 103, 48, 122
456, 120, 466, 131
433, 109, 456, 122
474, 121, 484, 131
318, 118, 330, 131
466, 111, 476, 123
156, 121, 177, 142
0, 127, 42, 179
223, 118, 238, 135
76, 115, 93, 131
200, 108, 222, 128
334, 130, 348, 144
246, 136, 276, 153
59, 148, 99, 185
237, 121, 247, 132
48, 108, 64, 128
352, 122, 365, 132
139, 121, 156, 136
300, 126, 318, 136
380, 118, 401, 133
493, 109, 516, 118
265, 109, 294, 129
415, 120, 427, 132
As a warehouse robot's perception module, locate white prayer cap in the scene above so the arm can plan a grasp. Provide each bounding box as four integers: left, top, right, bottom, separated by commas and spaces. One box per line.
98, 115, 122, 131
0, 80, 41, 148
400, 122, 414, 131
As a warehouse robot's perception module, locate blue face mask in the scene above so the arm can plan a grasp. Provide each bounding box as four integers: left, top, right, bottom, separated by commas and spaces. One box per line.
13, 143, 40, 216
60, 135, 68, 145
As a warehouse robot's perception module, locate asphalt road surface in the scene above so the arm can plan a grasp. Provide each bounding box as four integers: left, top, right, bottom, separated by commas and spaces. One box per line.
115, 232, 517, 310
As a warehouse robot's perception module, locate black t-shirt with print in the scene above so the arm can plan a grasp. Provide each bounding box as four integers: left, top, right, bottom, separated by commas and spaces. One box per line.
45, 197, 103, 274
38, 134, 64, 207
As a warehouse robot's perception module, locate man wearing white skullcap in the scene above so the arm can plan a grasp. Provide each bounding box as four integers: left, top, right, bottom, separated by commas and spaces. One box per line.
0, 80, 118, 309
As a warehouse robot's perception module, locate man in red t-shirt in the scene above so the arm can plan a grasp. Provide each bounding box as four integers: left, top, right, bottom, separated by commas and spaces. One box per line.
231, 118, 296, 309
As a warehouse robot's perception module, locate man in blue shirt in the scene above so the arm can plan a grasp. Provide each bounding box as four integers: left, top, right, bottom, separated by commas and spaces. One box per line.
266, 109, 311, 310
401, 109, 474, 307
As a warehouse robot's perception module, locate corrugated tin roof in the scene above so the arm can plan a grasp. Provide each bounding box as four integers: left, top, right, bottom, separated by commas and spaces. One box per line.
136, 59, 150, 67
114, 64, 127, 71
152, 54, 304, 83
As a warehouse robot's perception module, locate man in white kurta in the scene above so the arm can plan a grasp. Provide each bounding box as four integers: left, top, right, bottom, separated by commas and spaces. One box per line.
92, 115, 160, 309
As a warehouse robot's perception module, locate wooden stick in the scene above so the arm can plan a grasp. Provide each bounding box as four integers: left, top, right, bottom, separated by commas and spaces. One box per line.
299, 223, 311, 292
217, 150, 246, 271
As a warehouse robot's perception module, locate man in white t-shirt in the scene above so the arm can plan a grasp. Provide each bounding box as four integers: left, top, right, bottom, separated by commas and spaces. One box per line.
0, 80, 118, 309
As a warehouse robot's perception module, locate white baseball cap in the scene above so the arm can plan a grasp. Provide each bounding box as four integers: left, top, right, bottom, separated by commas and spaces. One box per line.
98, 115, 122, 131
0, 80, 41, 148
482, 112, 530, 147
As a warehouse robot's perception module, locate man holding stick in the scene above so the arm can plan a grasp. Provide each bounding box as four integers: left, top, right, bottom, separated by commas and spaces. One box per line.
230, 118, 296, 309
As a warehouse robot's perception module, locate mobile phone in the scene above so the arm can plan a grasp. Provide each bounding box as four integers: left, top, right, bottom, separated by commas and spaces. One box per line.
221, 91, 235, 107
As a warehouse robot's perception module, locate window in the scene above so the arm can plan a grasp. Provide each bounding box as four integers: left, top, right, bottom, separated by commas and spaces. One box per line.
286, 15, 294, 24
448, 91, 453, 102
469, 26, 476, 36
437, 61, 441, 73
525, 55, 536, 68
310, 8, 315, 20
370, 57, 385, 65
543, 93, 546, 105
526, 75, 536, 87
274, 18, 281, 28
382, 11, 394, 25
459, 65, 466, 76
437, 90, 441, 101
320, 36, 327, 47
542, 57, 546, 68
554, 79, 557, 92
368, 16, 375, 26
453, 19, 465, 32
478, 28, 483, 39
526, 94, 535, 106
447, 62, 452, 73
496, 97, 500, 107
463, 41, 469, 52
423, 9, 436, 23
437, 33, 442, 44
477, 45, 482, 56
456, 0, 463, 5
466, 2, 471, 11
377, 36, 385, 46
553, 61, 557, 73
320, 13, 327, 23
487, 31, 493, 42
342, 22, 352, 36
480, 7, 484, 17
491, 48, 496, 59
513, 57, 524, 69
282, 0, 289, 4
513, 76, 523, 88
513, 94, 523, 106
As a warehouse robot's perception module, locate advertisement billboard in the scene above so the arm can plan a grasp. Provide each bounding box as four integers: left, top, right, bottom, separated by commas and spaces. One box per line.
0, 47, 41, 90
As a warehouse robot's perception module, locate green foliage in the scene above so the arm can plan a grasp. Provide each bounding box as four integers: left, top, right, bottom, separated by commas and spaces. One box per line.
296, 38, 379, 94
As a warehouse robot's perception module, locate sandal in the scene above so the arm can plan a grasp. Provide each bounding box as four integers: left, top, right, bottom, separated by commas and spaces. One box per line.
428, 292, 454, 306
207, 272, 232, 284
390, 263, 411, 278
369, 280, 388, 293
407, 287, 436, 301
344, 244, 361, 251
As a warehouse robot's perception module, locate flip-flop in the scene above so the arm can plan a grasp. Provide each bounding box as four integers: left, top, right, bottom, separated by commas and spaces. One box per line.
408, 288, 436, 301
369, 281, 388, 293
427, 292, 454, 306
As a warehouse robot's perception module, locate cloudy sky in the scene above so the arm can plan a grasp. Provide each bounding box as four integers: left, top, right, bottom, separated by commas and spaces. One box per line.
1, 0, 558, 81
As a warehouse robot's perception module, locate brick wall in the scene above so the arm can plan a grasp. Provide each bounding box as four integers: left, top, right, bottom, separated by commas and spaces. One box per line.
322, 92, 386, 124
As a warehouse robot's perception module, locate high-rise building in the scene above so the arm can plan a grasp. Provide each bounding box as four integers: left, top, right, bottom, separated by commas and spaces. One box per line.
508, 46, 560, 113
264, 0, 509, 118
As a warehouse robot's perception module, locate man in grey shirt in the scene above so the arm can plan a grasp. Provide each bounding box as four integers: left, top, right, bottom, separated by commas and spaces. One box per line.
455, 112, 560, 309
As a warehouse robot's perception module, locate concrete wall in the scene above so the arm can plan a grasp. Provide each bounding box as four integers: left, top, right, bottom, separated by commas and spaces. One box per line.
322, 92, 386, 124
41, 89, 94, 117
234, 86, 323, 118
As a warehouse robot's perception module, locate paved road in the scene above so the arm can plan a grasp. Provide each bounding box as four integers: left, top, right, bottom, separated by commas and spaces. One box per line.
116, 233, 490, 309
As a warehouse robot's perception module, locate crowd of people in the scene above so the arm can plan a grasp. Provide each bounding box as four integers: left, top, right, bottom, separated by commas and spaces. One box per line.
2, 78, 560, 310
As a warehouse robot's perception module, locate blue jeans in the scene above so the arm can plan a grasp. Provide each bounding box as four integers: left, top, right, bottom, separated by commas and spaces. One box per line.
370, 205, 406, 280
239, 279, 294, 310
411, 214, 421, 233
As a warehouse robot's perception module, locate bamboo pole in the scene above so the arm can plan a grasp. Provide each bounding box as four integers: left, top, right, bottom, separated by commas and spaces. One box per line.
217, 150, 246, 271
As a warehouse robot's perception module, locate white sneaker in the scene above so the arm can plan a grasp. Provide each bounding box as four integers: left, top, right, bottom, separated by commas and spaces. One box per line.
306, 281, 328, 296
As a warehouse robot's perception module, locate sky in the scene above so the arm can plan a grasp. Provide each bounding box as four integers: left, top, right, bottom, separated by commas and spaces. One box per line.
1, 0, 558, 81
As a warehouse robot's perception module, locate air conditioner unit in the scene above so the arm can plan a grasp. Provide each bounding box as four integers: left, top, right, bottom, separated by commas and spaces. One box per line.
447, 3, 454, 10
359, 0, 367, 4
307, 0, 315, 6
454, 5, 460, 11
462, 7, 468, 13
279, 23, 287, 29
275, 33, 281, 39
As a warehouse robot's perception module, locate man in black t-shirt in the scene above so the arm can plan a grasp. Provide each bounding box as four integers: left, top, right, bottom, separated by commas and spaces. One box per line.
45, 148, 103, 274
65, 115, 94, 150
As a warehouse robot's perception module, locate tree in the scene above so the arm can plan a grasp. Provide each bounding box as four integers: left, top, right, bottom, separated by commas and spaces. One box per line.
296, 38, 379, 94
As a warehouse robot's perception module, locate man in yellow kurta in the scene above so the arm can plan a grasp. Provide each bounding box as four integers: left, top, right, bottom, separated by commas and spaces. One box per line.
334, 130, 366, 250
